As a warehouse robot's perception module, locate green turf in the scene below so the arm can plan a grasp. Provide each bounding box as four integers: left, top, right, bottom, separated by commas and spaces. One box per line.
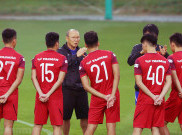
0, 0, 182, 15
0, 20, 182, 135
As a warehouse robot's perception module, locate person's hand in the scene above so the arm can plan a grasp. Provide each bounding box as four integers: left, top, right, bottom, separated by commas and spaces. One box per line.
159, 45, 167, 56
39, 93, 50, 102
107, 95, 116, 109
0, 94, 9, 104
140, 50, 145, 55
179, 91, 182, 98
154, 95, 163, 106
77, 47, 87, 57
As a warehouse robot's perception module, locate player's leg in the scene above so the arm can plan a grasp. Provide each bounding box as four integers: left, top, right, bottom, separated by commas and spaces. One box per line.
132, 128, 143, 135
180, 124, 182, 131
32, 124, 43, 135
63, 120, 70, 135
106, 123, 116, 135
159, 121, 170, 135
62, 90, 75, 135
52, 125, 62, 135
105, 92, 120, 135
75, 91, 89, 134
80, 119, 88, 134
151, 127, 160, 135
4, 119, 14, 135
84, 124, 98, 135
33, 98, 48, 135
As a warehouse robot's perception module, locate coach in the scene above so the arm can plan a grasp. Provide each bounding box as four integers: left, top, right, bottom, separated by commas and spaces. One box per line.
57, 29, 88, 135
127, 24, 169, 104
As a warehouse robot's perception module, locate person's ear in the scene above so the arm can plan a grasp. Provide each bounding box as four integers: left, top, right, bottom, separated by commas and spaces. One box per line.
66, 36, 68, 42
98, 42, 100, 47
12, 38, 17, 47
85, 43, 88, 48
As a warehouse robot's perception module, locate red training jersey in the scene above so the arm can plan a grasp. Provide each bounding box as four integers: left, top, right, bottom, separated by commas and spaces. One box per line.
134, 53, 171, 104
0, 47, 25, 96
32, 50, 68, 100
79, 50, 119, 97
168, 51, 182, 99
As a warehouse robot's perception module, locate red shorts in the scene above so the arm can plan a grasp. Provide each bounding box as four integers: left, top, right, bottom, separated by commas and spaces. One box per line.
34, 97, 63, 126
88, 92, 120, 124
165, 97, 182, 124
133, 104, 165, 129
0, 95, 18, 121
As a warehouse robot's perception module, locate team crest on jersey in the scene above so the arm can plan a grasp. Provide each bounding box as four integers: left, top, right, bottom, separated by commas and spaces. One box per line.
168, 59, 173, 63
145, 60, 151, 63
177, 59, 182, 63
134, 64, 139, 68
113, 53, 116, 57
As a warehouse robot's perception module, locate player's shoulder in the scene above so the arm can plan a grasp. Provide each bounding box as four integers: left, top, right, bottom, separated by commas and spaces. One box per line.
133, 44, 142, 49
13, 49, 24, 58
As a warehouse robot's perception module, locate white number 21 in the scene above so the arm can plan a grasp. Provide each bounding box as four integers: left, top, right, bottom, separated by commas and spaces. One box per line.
90, 61, 108, 84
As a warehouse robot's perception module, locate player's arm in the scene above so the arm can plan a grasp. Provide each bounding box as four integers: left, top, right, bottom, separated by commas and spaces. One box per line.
31, 69, 44, 96
127, 45, 143, 66
0, 68, 25, 103
171, 70, 182, 93
158, 75, 172, 99
45, 71, 66, 98
81, 75, 107, 100
135, 75, 156, 100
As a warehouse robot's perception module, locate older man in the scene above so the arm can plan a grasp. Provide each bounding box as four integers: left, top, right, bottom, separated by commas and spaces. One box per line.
57, 29, 88, 135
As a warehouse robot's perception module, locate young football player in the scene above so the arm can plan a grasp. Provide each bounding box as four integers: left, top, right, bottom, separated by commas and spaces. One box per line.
31, 32, 68, 135
161, 33, 182, 135
79, 31, 120, 135
0, 28, 25, 135
133, 34, 171, 135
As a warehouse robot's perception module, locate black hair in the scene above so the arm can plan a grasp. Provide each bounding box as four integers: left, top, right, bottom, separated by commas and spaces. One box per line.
141, 34, 157, 46
170, 33, 182, 47
143, 24, 159, 37
84, 31, 98, 48
2, 28, 17, 44
45, 32, 59, 48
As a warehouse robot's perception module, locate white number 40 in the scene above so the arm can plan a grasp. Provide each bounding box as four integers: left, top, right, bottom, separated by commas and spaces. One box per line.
147, 65, 165, 85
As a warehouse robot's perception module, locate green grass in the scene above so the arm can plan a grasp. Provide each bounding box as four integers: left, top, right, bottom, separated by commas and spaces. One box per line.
0, 20, 182, 135
0, 0, 182, 15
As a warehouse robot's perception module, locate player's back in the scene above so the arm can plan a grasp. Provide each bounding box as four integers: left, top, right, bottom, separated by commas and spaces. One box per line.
0, 47, 24, 95
135, 53, 170, 104
168, 51, 182, 98
33, 50, 67, 98
80, 50, 118, 95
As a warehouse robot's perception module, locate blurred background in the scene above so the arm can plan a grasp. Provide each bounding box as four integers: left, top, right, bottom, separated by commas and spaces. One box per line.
0, 0, 182, 135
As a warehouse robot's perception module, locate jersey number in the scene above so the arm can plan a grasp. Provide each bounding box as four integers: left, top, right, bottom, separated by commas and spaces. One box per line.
0, 60, 15, 80
147, 65, 165, 85
40, 63, 54, 82
90, 61, 108, 84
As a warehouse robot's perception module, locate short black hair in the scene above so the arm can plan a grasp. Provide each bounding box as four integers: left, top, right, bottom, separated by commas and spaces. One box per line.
170, 33, 182, 47
143, 24, 159, 36
2, 28, 17, 44
45, 32, 59, 48
84, 31, 98, 48
141, 34, 157, 46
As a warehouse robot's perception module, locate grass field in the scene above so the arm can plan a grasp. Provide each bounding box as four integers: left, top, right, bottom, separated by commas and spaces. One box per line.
0, 0, 182, 15
0, 20, 182, 135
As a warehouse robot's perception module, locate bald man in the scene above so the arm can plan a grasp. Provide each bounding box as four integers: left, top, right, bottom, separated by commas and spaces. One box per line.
57, 29, 88, 135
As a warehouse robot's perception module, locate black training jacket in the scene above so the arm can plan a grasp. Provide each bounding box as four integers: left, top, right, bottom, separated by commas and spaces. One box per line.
57, 43, 86, 91
127, 44, 169, 91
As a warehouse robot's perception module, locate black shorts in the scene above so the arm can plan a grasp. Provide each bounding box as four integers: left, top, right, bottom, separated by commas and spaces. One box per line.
62, 88, 89, 120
